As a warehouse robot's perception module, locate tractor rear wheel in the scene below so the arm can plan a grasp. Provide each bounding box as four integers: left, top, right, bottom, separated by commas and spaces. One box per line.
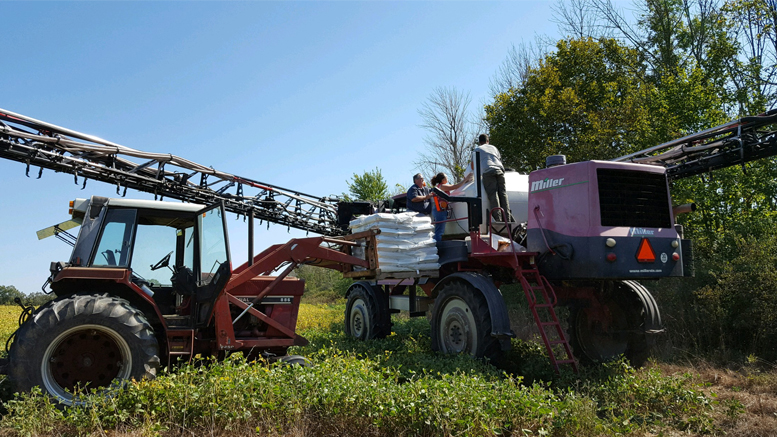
344, 282, 390, 340
567, 282, 651, 367
9, 294, 160, 405
430, 280, 501, 361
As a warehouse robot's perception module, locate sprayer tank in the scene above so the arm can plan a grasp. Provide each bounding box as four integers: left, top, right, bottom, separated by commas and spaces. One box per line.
444, 171, 529, 237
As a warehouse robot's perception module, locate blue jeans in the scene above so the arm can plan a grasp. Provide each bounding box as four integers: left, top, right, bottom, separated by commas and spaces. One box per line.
432, 208, 448, 242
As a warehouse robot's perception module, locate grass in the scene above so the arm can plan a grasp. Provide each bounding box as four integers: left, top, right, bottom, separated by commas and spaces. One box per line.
0, 303, 774, 436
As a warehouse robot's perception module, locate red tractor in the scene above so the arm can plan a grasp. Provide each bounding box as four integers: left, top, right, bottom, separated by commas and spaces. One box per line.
6, 195, 372, 405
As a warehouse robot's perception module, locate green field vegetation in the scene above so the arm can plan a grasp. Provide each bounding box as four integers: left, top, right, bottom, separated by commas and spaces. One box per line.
1, 300, 775, 437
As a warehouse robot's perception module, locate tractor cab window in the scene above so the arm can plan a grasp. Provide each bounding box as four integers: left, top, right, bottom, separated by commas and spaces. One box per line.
192, 204, 230, 326
92, 209, 137, 267
198, 207, 229, 285
181, 225, 195, 271
132, 224, 177, 287
131, 213, 196, 287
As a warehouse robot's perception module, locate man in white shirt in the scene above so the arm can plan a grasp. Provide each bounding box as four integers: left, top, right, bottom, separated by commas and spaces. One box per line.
472, 134, 513, 222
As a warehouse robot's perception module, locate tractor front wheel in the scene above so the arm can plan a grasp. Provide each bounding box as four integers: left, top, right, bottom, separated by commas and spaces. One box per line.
9, 294, 160, 405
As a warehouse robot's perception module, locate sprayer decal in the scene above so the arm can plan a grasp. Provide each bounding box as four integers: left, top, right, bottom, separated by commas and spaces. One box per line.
530, 178, 588, 193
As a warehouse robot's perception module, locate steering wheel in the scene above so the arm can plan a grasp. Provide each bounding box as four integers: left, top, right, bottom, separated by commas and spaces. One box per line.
150, 251, 174, 271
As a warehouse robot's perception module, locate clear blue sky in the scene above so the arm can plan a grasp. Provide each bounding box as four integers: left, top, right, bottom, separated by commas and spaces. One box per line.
0, 1, 563, 294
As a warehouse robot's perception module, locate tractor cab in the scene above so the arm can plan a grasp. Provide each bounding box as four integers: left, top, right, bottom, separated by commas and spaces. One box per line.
52, 196, 231, 328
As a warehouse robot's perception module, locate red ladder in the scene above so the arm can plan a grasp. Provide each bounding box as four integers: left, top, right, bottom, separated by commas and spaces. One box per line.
519, 269, 578, 374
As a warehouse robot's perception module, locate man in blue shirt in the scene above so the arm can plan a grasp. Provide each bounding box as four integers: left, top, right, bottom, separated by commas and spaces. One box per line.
406, 173, 432, 214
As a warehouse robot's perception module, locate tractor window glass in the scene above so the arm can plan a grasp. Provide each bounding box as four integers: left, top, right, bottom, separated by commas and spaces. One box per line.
131, 224, 178, 287
182, 226, 195, 271
198, 208, 228, 286
92, 209, 137, 267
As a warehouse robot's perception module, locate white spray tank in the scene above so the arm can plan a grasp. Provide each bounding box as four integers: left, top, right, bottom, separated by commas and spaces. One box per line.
444, 169, 529, 238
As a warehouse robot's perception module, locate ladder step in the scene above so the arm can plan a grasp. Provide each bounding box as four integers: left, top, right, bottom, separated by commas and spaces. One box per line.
540, 322, 559, 326
167, 329, 195, 363
163, 315, 192, 328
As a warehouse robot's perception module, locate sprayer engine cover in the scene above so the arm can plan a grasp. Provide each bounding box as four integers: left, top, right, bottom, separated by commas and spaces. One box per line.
526, 160, 683, 280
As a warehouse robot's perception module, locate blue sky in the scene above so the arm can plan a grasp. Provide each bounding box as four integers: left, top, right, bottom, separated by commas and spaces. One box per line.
0, 1, 564, 294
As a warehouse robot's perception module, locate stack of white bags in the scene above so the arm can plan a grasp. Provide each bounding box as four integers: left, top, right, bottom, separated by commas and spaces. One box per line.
350, 212, 440, 273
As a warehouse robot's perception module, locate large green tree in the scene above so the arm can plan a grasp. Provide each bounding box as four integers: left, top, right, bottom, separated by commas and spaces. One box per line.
0, 285, 24, 305
556, 0, 776, 114
486, 37, 655, 172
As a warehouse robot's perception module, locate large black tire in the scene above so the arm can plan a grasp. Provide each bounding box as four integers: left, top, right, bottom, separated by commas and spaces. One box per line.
430, 280, 501, 361
567, 281, 653, 367
344, 282, 390, 340
8, 294, 160, 405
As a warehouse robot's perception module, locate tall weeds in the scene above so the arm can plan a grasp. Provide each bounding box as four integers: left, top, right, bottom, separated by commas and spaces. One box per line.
1, 308, 717, 437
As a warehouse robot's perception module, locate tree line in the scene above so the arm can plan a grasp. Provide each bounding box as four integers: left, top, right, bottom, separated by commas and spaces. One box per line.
0, 285, 53, 307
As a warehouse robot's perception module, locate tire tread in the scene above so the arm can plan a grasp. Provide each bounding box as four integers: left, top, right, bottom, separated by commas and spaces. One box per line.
8, 293, 160, 404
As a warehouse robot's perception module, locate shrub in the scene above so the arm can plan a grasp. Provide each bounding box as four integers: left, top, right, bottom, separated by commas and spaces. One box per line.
0, 304, 718, 436
295, 265, 351, 304
649, 217, 777, 362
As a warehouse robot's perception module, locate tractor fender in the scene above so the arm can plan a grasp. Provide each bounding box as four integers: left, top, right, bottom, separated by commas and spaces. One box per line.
433, 272, 515, 339
619, 280, 664, 335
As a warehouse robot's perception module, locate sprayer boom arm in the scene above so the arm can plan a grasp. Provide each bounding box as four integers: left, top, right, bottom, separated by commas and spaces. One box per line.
613, 110, 777, 180
0, 108, 345, 236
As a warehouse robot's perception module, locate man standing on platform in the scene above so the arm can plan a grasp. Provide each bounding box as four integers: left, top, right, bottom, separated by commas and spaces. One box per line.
472, 134, 513, 222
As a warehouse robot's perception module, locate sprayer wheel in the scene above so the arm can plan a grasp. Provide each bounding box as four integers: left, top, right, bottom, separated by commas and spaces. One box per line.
344, 282, 390, 340
431, 280, 501, 361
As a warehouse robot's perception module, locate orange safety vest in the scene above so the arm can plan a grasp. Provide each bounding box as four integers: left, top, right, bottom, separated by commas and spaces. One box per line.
433, 193, 449, 212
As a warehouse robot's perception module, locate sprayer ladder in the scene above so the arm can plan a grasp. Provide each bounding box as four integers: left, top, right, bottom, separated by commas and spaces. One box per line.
519, 269, 578, 374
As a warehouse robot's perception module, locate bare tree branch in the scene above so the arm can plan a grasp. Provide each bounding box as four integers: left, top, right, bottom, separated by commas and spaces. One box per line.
722, 0, 777, 110
552, 0, 601, 38
415, 86, 476, 182
489, 40, 550, 97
